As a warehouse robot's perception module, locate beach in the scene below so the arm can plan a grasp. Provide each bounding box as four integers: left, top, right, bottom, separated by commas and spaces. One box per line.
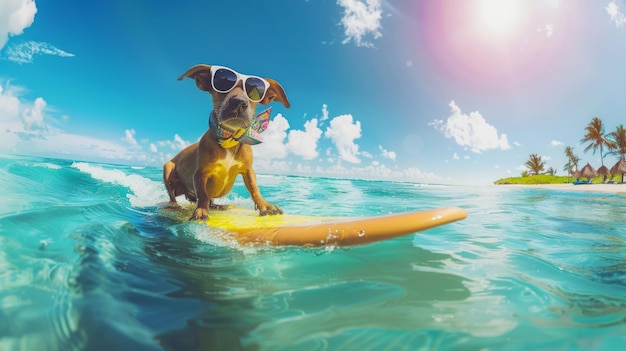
498, 182, 626, 195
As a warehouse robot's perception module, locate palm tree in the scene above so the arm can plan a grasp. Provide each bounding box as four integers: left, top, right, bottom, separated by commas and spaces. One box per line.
525, 154, 545, 175
563, 146, 580, 179
545, 167, 556, 176
580, 117, 616, 167
607, 124, 626, 161
608, 125, 626, 183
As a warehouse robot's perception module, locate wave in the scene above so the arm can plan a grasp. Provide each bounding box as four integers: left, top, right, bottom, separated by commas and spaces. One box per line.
71, 162, 168, 208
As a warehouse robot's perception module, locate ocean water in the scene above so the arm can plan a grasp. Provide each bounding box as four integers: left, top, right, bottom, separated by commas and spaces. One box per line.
1, 154, 625, 351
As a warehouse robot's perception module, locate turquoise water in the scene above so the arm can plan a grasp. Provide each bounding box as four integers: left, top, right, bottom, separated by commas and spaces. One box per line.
1, 154, 625, 351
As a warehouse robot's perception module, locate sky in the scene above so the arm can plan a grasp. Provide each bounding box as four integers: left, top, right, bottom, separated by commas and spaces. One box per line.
1, 0, 626, 185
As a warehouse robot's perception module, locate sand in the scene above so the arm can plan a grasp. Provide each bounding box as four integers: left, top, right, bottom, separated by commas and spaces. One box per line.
497, 183, 626, 195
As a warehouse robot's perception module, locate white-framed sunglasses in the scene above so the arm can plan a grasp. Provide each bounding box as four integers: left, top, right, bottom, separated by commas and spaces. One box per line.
209, 65, 270, 102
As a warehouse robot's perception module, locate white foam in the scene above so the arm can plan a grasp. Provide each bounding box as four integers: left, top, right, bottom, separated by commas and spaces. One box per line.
70, 162, 257, 211
34, 162, 62, 170
413, 183, 448, 188
72, 162, 169, 207
186, 225, 265, 255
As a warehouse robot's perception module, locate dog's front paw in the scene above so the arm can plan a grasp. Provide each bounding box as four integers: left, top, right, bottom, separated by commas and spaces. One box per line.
258, 204, 283, 216
190, 208, 209, 221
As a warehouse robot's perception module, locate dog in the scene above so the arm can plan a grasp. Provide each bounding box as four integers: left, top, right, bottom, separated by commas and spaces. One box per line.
163, 64, 290, 220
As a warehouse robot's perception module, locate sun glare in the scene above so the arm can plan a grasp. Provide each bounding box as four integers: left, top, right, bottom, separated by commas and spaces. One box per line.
474, 0, 525, 41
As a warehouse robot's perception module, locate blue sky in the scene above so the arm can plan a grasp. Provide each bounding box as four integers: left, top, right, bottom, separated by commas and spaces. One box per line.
1, 0, 626, 185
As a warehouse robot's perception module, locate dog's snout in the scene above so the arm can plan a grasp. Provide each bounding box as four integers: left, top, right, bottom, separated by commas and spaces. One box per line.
225, 96, 248, 114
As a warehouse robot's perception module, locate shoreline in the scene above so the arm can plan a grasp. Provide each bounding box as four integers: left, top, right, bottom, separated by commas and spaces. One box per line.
496, 183, 626, 195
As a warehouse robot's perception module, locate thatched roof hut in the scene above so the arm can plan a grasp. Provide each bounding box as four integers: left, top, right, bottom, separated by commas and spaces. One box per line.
610, 159, 626, 183
610, 159, 626, 175
597, 165, 609, 176
579, 163, 597, 180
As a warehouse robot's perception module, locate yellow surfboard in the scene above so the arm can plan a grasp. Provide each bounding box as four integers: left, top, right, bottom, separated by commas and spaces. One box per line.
189, 206, 467, 247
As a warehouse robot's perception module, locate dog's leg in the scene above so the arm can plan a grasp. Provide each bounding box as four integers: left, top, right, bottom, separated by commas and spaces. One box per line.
163, 161, 178, 203
242, 169, 283, 216
190, 169, 211, 220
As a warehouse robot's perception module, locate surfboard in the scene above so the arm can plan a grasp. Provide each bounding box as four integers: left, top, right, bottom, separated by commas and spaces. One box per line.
190, 206, 467, 247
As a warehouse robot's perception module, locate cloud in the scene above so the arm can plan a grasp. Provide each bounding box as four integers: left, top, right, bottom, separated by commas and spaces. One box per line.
123, 129, 139, 147
429, 101, 510, 153
2, 83, 441, 182
157, 134, 191, 152
338, 0, 383, 47
379, 145, 396, 161
253, 113, 290, 160
4, 41, 75, 64
452, 152, 460, 160
0, 0, 37, 50
321, 104, 329, 121
286, 118, 322, 160
0, 81, 149, 162
324, 114, 362, 163
21, 96, 47, 132
0, 84, 49, 140
549, 140, 563, 147
607, 1, 626, 27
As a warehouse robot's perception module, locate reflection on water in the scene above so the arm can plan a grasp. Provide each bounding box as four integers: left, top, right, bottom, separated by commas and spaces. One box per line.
1, 155, 626, 350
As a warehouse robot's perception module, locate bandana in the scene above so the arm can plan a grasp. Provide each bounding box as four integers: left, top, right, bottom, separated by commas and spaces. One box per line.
210, 107, 272, 148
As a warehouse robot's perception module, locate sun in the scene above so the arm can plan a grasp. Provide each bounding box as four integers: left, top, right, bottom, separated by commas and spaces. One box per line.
473, 0, 526, 42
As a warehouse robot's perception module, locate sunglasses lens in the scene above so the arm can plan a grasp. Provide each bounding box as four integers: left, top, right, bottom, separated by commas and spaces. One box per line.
245, 77, 267, 102
213, 68, 237, 92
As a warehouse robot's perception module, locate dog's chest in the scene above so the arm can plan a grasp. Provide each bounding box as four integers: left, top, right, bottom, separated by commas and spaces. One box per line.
217, 152, 243, 172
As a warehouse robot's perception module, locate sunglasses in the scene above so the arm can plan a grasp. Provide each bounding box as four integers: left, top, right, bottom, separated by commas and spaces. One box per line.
210, 66, 270, 102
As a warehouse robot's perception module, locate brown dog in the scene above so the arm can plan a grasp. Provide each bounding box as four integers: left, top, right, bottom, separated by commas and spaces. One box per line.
163, 64, 290, 220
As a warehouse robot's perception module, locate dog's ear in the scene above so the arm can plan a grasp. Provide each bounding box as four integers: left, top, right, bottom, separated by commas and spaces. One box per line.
261, 79, 290, 108
177, 65, 213, 92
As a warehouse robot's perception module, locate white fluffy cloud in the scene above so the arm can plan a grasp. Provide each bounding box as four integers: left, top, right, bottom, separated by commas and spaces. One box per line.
338, 0, 383, 47
0, 0, 37, 49
0, 84, 134, 160
286, 118, 322, 160
321, 104, 329, 121
157, 134, 191, 151
0, 1, 74, 64
21, 96, 47, 132
0, 81, 173, 164
430, 101, 510, 153
324, 114, 362, 163
1, 84, 438, 181
378, 145, 396, 161
607, 1, 626, 27
253, 113, 290, 160
4, 41, 75, 64
549, 140, 563, 147
0, 84, 49, 141
123, 129, 138, 146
